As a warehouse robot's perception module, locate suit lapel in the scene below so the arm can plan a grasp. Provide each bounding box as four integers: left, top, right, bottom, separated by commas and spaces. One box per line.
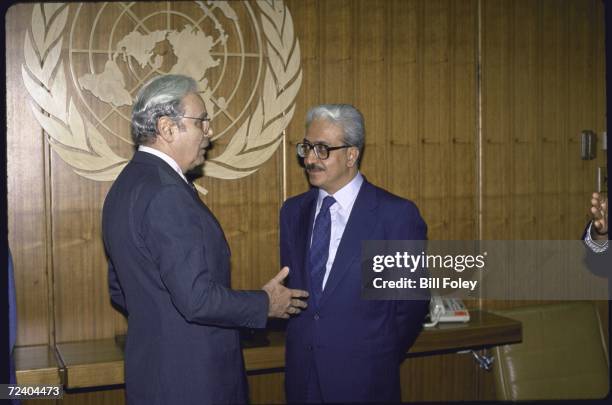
319, 181, 378, 306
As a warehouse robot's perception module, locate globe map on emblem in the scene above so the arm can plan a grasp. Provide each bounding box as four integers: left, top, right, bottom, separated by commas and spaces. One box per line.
23, 1, 301, 186
68, 1, 265, 143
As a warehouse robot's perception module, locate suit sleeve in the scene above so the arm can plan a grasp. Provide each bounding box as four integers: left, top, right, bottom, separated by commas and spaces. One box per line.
582, 222, 611, 279
390, 201, 429, 354
108, 258, 127, 314
144, 186, 269, 329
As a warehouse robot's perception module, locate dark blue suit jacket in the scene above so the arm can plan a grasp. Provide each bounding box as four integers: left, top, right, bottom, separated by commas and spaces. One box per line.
280, 179, 429, 403
102, 151, 268, 405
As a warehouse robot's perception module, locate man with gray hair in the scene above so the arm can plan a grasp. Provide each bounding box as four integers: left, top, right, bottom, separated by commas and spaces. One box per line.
102, 74, 308, 405
280, 104, 429, 402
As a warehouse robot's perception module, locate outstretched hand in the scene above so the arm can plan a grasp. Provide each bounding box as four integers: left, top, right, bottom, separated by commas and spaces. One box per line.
262, 267, 309, 319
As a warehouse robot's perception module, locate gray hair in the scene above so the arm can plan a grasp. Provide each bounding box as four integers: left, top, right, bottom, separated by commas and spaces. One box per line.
306, 104, 365, 162
131, 74, 198, 145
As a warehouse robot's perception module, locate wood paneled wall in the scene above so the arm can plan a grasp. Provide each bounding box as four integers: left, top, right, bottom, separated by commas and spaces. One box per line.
7, 1, 605, 403
481, 0, 606, 241
478, 0, 607, 400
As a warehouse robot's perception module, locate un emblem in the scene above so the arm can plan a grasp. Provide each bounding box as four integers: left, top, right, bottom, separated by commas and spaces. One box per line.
22, 2, 302, 194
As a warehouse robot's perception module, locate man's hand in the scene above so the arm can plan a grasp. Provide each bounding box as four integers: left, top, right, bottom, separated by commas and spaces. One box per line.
262, 267, 309, 319
590, 192, 608, 240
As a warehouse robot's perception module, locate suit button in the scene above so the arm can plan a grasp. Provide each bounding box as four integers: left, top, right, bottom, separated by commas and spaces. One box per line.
306, 345, 313, 351
314, 314, 320, 320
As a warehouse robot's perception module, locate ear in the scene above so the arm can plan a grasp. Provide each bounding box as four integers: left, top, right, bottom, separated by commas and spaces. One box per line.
347, 147, 360, 167
157, 116, 176, 143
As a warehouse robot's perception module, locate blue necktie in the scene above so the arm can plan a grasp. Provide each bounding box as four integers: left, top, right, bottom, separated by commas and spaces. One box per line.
309, 196, 336, 304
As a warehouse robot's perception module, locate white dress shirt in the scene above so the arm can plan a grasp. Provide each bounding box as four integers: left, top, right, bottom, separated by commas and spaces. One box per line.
311, 172, 364, 289
138, 145, 189, 184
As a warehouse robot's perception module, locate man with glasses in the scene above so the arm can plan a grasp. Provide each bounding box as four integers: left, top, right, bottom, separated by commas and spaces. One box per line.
280, 104, 429, 403
102, 74, 308, 405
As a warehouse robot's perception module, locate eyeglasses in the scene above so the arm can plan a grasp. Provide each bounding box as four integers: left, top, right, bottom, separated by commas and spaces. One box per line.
296, 140, 352, 160
181, 115, 211, 132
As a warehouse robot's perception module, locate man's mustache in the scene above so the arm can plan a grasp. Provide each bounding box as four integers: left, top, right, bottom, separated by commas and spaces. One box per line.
305, 163, 325, 172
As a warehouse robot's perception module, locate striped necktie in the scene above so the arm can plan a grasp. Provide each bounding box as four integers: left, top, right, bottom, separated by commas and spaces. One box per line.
308, 196, 336, 304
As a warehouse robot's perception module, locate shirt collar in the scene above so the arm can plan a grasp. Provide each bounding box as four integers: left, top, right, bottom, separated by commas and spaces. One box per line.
317, 172, 364, 210
138, 145, 188, 184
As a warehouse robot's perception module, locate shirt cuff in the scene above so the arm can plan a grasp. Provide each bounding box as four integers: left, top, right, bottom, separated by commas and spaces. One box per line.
584, 222, 609, 253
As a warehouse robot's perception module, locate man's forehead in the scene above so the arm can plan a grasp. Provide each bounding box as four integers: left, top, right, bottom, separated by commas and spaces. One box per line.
181, 93, 207, 115
305, 119, 344, 143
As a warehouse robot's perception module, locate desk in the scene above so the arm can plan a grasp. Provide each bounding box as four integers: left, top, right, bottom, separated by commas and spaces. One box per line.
410, 309, 522, 354
14, 345, 61, 386
245, 310, 521, 371
55, 340, 124, 389
16, 310, 521, 389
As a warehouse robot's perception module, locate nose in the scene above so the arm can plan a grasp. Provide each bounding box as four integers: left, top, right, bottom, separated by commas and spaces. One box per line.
303, 147, 318, 164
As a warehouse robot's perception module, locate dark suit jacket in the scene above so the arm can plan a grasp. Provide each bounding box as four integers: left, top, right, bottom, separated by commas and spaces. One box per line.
280, 179, 429, 403
102, 151, 268, 405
